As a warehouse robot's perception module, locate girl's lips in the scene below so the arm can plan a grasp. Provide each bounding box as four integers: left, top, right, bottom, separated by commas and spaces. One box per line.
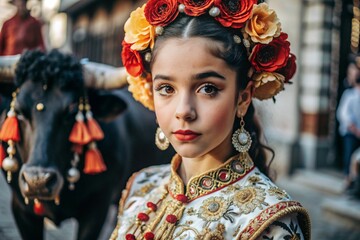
173, 130, 201, 141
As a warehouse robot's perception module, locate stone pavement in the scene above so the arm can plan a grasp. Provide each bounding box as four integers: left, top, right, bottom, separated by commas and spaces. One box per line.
1, 169, 360, 239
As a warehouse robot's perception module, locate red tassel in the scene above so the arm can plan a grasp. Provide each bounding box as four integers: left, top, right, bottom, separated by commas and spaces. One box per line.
0, 116, 20, 142
0, 144, 6, 166
69, 121, 91, 145
87, 118, 104, 141
83, 142, 106, 174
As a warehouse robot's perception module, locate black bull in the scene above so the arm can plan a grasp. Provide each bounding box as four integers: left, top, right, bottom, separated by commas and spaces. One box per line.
0, 50, 175, 240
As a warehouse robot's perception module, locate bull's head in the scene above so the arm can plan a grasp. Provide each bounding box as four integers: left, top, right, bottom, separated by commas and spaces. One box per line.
0, 50, 128, 206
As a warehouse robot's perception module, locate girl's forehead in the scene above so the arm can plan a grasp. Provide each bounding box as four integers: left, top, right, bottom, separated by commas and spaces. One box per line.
153, 37, 224, 63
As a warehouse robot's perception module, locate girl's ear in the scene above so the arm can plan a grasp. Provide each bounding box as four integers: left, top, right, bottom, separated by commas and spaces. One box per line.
236, 81, 254, 117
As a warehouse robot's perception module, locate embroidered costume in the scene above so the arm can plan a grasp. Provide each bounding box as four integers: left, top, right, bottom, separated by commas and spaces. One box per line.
111, 154, 310, 240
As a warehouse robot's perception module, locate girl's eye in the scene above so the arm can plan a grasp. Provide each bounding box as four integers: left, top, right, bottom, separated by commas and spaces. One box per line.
198, 84, 219, 96
155, 85, 175, 96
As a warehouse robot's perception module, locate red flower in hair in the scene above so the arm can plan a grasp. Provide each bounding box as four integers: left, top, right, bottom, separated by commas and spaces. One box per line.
145, 0, 179, 27
249, 33, 291, 72
180, 0, 214, 16
214, 0, 257, 28
121, 41, 144, 77
278, 53, 297, 83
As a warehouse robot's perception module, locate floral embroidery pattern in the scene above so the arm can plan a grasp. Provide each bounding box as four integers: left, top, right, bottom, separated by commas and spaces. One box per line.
232, 186, 268, 214
198, 196, 230, 222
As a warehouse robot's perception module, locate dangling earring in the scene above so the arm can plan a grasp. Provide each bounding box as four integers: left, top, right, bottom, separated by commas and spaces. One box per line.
155, 127, 169, 150
232, 115, 252, 153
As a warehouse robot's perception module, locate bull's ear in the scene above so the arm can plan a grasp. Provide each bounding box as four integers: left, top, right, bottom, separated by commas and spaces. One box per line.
88, 90, 127, 122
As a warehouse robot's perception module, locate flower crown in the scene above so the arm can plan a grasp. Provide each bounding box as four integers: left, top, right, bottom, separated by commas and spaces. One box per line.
122, 0, 297, 111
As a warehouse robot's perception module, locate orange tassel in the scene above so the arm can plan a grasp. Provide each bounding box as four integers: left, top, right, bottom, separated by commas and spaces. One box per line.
69, 121, 91, 145
0, 144, 5, 166
86, 118, 104, 141
0, 116, 20, 142
83, 142, 106, 174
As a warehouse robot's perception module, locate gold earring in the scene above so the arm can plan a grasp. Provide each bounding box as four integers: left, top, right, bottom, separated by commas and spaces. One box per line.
155, 127, 169, 150
232, 116, 252, 153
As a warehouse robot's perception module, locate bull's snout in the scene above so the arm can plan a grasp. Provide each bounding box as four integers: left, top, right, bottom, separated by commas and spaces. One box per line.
19, 166, 64, 200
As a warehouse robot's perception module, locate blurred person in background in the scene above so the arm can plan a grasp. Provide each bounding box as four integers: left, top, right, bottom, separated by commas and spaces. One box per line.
337, 56, 360, 190
0, 0, 45, 56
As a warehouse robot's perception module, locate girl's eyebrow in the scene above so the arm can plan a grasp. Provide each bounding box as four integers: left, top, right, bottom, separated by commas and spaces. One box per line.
153, 74, 172, 81
153, 71, 226, 81
194, 71, 226, 80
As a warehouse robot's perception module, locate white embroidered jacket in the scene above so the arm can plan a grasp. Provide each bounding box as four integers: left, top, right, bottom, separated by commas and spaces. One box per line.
111, 154, 310, 240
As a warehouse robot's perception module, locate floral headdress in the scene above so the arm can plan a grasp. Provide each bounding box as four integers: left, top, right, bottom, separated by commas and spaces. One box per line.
121, 0, 297, 111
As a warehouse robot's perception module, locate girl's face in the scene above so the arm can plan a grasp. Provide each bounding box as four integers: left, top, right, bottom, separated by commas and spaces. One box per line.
152, 37, 249, 159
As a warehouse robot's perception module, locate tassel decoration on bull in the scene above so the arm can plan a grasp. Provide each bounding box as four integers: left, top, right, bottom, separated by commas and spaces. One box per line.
83, 98, 106, 174
0, 90, 20, 183
67, 98, 90, 190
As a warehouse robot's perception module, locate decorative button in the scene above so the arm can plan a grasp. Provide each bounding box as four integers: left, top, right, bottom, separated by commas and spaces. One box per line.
201, 177, 213, 189
166, 214, 177, 224
208, 202, 220, 213
219, 170, 230, 181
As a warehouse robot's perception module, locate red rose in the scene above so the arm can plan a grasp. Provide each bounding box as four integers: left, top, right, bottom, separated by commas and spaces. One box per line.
278, 53, 297, 82
145, 0, 179, 26
250, 33, 291, 72
214, 0, 257, 28
121, 41, 144, 77
180, 0, 214, 16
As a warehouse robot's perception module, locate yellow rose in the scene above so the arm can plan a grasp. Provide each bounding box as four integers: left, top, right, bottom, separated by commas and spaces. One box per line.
127, 74, 154, 110
245, 3, 281, 44
124, 4, 155, 51
252, 72, 285, 100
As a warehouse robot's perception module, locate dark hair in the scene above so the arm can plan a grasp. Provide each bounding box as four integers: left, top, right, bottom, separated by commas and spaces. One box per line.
15, 49, 83, 91
150, 15, 274, 177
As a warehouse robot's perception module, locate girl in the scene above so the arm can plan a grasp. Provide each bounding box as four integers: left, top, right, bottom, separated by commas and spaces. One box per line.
112, 0, 310, 239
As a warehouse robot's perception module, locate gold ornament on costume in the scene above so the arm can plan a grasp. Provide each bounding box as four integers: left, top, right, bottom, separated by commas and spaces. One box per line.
198, 196, 230, 222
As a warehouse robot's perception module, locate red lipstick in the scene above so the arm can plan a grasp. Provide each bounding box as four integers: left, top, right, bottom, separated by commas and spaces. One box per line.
173, 130, 201, 141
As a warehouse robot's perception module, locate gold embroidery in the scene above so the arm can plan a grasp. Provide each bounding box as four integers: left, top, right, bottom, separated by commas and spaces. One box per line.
202, 223, 226, 240
232, 186, 268, 214
169, 153, 254, 202
133, 183, 156, 196
268, 186, 290, 200
198, 196, 230, 222
248, 175, 261, 184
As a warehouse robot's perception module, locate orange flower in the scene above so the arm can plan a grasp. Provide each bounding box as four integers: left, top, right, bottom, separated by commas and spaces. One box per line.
124, 4, 155, 51
121, 41, 144, 77
252, 72, 285, 100
127, 74, 154, 111
245, 3, 281, 44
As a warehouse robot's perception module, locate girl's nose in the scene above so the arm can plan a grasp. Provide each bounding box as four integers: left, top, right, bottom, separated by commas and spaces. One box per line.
175, 93, 197, 121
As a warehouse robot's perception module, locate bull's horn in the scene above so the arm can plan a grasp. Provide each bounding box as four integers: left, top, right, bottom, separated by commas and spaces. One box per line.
0, 55, 21, 83
81, 59, 128, 89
